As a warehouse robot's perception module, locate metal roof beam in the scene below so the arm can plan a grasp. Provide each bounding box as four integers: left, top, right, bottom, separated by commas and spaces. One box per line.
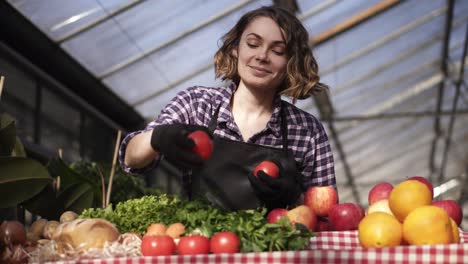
430, 0, 454, 184
438, 20, 468, 184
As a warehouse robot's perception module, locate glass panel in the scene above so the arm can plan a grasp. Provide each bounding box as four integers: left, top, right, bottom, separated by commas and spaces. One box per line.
104, 0, 272, 106
0, 54, 36, 142
135, 66, 224, 120
7, 0, 133, 41
301, 0, 381, 41
40, 87, 81, 161
61, 0, 259, 76
81, 115, 115, 163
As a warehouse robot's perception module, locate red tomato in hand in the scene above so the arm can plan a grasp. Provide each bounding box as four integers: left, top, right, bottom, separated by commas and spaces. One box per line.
141, 235, 175, 256
177, 235, 210, 255
210, 231, 240, 254
253, 161, 279, 178
188, 130, 213, 160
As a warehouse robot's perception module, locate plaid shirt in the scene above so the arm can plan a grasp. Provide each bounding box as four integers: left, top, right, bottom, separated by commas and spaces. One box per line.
119, 84, 336, 189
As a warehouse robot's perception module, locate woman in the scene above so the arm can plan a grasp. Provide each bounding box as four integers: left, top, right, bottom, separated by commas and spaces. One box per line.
119, 6, 336, 210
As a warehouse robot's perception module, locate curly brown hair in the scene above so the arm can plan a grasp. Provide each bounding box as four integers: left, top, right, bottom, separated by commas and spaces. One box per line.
214, 5, 328, 102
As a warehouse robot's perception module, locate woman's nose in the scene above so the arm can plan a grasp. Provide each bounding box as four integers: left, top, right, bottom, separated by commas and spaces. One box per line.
255, 49, 269, 62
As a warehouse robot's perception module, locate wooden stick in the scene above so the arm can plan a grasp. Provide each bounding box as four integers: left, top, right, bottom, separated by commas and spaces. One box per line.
54, 148, 63, 192
106, 130, 122, 207
310, 0, 401, 45
0, 76, 4, 100
97, 166, 107, 208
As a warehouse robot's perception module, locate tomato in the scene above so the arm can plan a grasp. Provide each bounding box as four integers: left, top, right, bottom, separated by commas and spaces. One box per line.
253, 161, 279, 178
177, 234, 210, 255
141, 235, 175, 256
210, 231, 240, 254
187, 130, 213, 160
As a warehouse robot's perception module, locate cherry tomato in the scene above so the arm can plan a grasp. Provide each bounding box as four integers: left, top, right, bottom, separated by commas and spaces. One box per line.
187, 130, 213, 160
141, 235, 175, 256
253, 161, 279, 178
177, 234, 210, 255
210, 231, 240, 254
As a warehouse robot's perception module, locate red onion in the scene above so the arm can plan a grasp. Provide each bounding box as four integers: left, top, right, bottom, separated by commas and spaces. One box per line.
0, 221, 27, 246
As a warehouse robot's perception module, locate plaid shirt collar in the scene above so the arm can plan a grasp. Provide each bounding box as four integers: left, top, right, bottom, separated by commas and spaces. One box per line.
213, 83, 284, 138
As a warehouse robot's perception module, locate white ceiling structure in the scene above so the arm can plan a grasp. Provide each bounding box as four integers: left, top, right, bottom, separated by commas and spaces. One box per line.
6, 0, 468, 226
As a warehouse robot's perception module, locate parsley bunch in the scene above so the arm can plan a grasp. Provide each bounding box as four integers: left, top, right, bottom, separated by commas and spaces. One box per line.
80, 194, 313, 252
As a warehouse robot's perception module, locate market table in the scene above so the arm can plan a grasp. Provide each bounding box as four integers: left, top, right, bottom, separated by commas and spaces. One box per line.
47, 230, 468, 264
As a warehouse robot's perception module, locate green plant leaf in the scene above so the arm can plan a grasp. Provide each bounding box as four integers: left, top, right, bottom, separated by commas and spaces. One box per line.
0, 157, 53, 208
59, 183, 94, 214
0, 113, 16, 156
12, 137, 27, 157
21, 184, 64, 220
47, 158, 94, 195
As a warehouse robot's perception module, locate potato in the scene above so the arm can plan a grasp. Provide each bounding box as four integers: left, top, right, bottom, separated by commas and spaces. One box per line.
29, 218, 48, 237
26, 231, 40, 243
60, 211, 78, 223
42, 221, 60, 239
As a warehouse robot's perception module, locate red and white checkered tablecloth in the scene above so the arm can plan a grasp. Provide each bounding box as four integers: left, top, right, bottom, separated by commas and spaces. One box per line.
47, 231, 468, 264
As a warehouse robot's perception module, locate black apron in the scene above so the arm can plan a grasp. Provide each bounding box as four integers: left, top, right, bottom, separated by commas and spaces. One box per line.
188, 103, 297, 211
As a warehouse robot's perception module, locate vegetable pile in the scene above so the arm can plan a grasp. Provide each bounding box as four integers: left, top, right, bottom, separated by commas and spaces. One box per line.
80, 194, 313, 252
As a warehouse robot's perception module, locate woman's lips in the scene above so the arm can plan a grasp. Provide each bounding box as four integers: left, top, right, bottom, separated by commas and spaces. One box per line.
249, 65, 271, 76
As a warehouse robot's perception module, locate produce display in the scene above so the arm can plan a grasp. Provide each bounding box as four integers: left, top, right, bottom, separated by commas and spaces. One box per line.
0, 176, 465, 263
0, 195, 312, 262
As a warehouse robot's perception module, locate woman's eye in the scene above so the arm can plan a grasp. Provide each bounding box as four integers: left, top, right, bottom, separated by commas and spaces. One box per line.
247, 43, 258, 48
273, 50, 285, 56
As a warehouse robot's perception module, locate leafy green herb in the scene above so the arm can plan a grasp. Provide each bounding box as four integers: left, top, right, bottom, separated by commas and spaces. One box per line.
80, 194, 314, 252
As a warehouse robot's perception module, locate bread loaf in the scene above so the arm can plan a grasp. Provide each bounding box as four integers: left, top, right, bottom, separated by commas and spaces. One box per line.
52, 218, 120, 251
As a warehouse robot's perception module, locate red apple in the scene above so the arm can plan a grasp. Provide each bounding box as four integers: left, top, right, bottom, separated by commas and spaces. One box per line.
286, 205, 317, 230
366, 199, 393, 216
432, 200, 463, 226
314, 219, 330, 232
353, 203, 365, 220
408, 176, 433, 198
254, 161, 279, 178
266, 208, 288, 224
187, 130, 213, 160
304, 186, 338, 217
328, 203, 364, 231
368, 182, 393, 205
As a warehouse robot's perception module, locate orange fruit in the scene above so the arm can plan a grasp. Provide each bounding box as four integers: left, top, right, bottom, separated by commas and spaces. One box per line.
389, 180, 432, 222
145, 223, 167, 236
166, 223, 185, 238
403, 205, 453, 245
358, 212, 402, 248
450, 219, 460, 243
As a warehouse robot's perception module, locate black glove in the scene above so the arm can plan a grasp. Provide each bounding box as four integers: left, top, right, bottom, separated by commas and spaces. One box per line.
247, 159, 303, 209
150, 124, 212, 170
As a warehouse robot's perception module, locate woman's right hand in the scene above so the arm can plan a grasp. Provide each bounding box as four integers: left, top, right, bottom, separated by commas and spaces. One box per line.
150, 124, 212, 170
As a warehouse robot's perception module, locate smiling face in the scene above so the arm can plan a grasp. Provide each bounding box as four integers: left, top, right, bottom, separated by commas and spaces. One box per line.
234, 16, 288, 93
